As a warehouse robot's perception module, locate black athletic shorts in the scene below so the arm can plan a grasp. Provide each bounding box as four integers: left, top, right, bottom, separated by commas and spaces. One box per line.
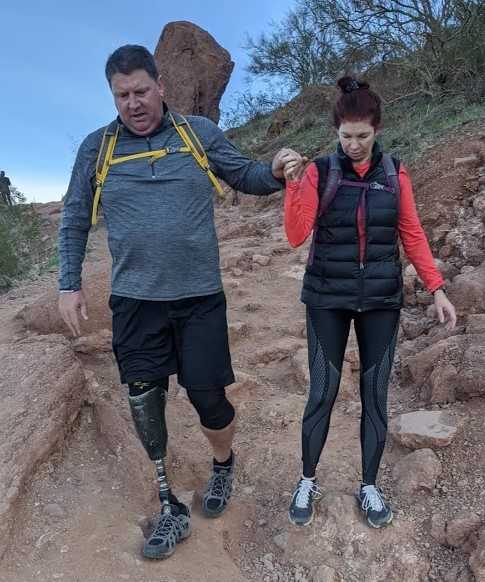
109, 291, 235, 390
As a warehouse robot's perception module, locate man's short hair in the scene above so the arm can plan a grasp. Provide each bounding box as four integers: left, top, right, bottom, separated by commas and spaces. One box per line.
105, 45, 159, 85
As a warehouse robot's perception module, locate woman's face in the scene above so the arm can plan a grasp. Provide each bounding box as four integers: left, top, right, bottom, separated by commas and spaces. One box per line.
337, 119, 378, 164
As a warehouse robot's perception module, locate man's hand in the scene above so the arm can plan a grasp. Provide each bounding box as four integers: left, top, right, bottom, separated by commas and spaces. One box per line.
272, 148, 307, 180
58, 290, 89, 337
434, 289, 457, 331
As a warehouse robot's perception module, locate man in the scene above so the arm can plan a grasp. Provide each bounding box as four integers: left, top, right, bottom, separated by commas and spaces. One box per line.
58, 44, 301, 560
0, 171, 12, 206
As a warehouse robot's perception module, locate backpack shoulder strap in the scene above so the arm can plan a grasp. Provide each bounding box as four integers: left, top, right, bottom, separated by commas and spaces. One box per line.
315, 153, 342, 218
382, 153, 401, 200
168, 112, 224, 195
91, 120, 120, 225
307, 154, 342, 266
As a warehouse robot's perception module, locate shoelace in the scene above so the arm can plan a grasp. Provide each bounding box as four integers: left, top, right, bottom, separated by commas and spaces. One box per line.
361, 485, 385, 512
295, 478, 320, 509
152, 512, 183, 541
208, 470, 230, 497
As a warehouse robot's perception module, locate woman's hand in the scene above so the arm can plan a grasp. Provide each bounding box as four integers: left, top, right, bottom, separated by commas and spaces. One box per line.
434, 289, 457, 331
272, 148, 305, 180
283, 153, 308, 182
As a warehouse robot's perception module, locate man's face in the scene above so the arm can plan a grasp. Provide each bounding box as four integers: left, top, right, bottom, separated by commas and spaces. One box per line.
110, 69, 164, 136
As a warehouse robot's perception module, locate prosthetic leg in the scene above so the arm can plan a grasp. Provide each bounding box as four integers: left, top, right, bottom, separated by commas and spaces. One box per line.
128, 382, 171, 510
128, 381, 191, 559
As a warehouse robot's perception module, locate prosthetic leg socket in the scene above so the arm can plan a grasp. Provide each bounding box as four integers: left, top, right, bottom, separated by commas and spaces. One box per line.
128, 384, 171, 505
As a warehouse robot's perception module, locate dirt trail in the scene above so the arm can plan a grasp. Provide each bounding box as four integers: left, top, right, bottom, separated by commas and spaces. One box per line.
1, 127, 485, 581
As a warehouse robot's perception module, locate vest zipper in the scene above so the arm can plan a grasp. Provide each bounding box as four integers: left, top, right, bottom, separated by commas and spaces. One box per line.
146, 137, 155, 179
357, 187, 368, 312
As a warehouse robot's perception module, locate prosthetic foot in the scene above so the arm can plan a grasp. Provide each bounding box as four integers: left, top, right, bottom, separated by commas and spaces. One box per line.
128, 382, 192, 558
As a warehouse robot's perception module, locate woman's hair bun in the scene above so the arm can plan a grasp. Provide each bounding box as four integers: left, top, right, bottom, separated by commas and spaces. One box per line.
337, 76, 370, 94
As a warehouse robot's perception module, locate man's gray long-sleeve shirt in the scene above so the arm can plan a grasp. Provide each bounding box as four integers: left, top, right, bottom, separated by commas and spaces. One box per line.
58, 111, 283, 300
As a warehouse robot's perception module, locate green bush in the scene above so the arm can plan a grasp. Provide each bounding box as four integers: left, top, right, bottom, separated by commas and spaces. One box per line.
0, 205, 43, 291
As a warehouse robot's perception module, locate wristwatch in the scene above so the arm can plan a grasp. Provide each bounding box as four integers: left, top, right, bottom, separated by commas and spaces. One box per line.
433, 286, 447, 295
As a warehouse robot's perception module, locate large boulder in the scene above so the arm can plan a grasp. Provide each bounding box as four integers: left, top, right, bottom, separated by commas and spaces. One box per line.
448, 262, 485, 315
458, 336, 485, 399
0, 336, 86, 559
154, 21, 234, 123
406, 335, 466, 386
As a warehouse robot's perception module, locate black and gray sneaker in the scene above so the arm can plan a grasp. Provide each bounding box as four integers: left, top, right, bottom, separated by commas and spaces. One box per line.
357, 484, 393, 529
143, 501, 192, 559
202, 454, 235, 518
288, 477, 323, 526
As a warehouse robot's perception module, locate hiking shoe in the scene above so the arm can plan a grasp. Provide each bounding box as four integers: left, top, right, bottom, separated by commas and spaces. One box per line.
143, 501, 191, 559
288, 477, 323, 526
202, 455, 235, 518
357, 484, 393, 529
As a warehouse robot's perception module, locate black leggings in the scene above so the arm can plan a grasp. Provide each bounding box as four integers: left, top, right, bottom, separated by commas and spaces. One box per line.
302, 307, 400, 484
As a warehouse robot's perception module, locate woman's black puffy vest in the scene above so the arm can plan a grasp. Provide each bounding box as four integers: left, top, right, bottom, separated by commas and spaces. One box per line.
301, 144, 403, 311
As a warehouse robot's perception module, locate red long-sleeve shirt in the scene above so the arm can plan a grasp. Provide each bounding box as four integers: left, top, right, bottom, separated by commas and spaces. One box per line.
285, 160, 444, 294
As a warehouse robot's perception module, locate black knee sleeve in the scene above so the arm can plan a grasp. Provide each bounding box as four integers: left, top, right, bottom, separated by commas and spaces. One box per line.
187, 389, 235, 430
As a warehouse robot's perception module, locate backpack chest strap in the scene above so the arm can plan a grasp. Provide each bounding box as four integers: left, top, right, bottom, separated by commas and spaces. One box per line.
109, 146, 191, 166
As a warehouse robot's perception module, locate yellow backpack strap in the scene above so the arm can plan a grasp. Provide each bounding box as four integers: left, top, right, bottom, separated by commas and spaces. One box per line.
168, 112, 224, 195
92, 121, 120, 225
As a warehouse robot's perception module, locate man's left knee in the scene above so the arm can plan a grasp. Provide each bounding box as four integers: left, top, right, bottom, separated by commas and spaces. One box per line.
187, 388, 235, 430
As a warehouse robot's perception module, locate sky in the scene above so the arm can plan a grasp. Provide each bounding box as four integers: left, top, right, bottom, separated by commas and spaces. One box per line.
1, 1, 294, 203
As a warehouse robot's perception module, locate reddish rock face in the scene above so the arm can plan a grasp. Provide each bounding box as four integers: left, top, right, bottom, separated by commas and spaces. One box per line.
154, 21, 234, 123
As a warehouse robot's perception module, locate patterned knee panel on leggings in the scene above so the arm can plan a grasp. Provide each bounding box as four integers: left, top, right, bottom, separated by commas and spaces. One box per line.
360, 324, 399, 484
302, 314, 342, 478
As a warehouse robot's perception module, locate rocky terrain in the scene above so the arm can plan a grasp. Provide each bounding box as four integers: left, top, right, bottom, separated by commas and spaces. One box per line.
1, 125, 485, 582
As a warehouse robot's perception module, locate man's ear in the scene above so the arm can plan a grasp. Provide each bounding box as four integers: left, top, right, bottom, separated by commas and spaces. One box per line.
157, 76, 165, 99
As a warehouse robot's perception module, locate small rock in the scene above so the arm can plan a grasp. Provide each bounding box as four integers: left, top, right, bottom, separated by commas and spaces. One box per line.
312, 564, 342, 582
447, 512, 481, 549
178, 490, 195, 510
72, 329, 112, 354
392, 449, 442, 494
443, 564, 473, 582
454, 155, 478, 168
283, 265, 305, 280
430, 513, 447, 545
389, 410, 459, 449
469, 527, 485, 580
273, 531, 289, 550
466, 314, 485, 334
228, 321, 250, 344
252, 254, 271, 266
428, 364, 458, 403
44, 503, 66, 519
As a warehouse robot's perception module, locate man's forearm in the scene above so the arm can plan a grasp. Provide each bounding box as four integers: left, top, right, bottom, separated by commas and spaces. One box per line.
58, 224, 89, 290
223, 161, 284, 196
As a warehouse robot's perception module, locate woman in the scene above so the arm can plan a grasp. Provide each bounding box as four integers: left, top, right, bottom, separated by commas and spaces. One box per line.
283, 77, 456, 529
